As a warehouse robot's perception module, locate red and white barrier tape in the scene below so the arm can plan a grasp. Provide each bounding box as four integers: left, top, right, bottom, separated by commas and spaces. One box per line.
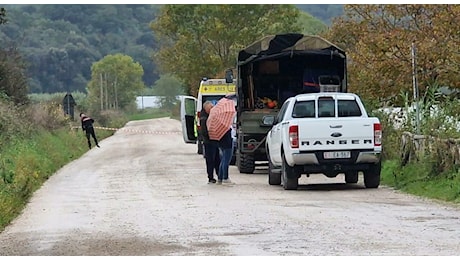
71, 126, 181, 135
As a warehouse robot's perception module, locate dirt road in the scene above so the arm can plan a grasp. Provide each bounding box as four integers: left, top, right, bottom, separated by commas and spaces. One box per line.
0, 118, 459, 256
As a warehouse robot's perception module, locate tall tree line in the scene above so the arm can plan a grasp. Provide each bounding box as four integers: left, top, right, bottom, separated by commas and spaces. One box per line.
0, 4, 340, 97
0, 5, 160, 94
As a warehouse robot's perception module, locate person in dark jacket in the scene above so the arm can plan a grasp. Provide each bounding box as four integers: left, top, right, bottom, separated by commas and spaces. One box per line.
80, 112, 100, 149
199, 101, 220, 184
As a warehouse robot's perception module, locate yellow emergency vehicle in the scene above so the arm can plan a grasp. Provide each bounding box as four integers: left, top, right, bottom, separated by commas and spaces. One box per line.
179, 78, 236, 154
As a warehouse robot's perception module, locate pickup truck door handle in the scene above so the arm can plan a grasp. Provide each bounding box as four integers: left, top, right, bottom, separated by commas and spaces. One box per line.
282, 122, 289, 125
330, 125, 343, 128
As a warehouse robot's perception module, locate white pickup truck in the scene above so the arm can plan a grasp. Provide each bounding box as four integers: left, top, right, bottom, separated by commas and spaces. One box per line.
264, 92, 382, 190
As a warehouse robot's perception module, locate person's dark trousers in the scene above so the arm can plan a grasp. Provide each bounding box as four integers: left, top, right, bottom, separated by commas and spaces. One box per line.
204, 141, 220, 180
85, 126, 99, 148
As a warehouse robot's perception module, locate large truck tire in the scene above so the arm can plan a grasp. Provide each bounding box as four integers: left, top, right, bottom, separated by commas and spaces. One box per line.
364, 162, 381, 188
237, 152, 255, 174
282, 154, 298, 190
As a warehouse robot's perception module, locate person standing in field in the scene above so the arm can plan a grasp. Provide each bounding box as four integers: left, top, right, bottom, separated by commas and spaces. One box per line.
80, 112, 100, 149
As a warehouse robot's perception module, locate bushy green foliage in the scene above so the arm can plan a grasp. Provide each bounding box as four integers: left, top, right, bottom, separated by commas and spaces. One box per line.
0, 100, 34, 143
0, 46, 29, 105
95, 109, 129, 129
378, 83, 460, 203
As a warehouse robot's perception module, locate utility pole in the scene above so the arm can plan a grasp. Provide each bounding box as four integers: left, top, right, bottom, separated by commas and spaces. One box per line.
411, 41, 420, 134
100, 73, 103, 110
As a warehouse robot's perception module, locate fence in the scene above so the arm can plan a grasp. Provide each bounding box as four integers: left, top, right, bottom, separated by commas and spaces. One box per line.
400, 131, 460, 171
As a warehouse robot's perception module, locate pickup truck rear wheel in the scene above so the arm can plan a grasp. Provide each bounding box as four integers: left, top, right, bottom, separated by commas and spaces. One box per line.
238, 153, 255, 174
282, 154, 298, 190
268, 157, 281, 185
345, 171, 359, 184
364, 162, 381, 188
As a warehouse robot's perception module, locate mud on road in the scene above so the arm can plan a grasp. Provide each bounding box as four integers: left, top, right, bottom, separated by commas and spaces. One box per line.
0, 118, 459, 256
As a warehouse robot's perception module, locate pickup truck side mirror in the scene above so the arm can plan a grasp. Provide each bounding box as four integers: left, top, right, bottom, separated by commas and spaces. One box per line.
225, 69, 234, 84
261, 115, 275, 126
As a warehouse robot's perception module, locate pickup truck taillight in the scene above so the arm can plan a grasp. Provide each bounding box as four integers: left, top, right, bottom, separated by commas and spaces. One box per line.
289, 125, 299, 148
374, 123, 382, 146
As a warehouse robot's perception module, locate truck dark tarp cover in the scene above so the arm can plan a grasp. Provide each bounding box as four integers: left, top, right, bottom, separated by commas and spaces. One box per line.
237, 33, 346, 65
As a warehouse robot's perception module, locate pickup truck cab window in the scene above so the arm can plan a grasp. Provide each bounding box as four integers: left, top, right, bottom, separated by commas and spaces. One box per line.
292, 101, 315, 118
318, 98, 335, 117
338, 100, 362, 117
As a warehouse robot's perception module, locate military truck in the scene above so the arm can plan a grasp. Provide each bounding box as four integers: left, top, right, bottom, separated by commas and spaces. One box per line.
226, 33, 348, 174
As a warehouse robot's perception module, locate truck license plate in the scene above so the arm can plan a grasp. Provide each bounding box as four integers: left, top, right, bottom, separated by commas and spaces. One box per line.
324, 151, 351, 159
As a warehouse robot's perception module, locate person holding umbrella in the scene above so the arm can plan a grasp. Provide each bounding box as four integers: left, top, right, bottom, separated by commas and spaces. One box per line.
207, 94, 237, 185
199, 101, 220, 184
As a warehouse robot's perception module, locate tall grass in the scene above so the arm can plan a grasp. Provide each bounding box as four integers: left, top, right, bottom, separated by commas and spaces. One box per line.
0, 97, 119, 231
0, 129, 88, 229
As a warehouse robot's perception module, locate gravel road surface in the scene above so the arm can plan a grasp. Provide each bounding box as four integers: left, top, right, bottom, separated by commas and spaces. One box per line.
0, 118, 459, 256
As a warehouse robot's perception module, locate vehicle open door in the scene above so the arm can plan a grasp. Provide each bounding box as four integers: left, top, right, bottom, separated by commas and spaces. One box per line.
180, 95, 198, 144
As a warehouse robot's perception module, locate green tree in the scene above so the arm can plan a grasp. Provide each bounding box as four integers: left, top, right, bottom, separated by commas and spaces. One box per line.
86, 54, 145, 111
152, 74, 185, 110
325, 4, 460, 104
0, 7, 6, 25
0, 46, 29, 105
296, 11, 328, 34
151, 4, 301, 96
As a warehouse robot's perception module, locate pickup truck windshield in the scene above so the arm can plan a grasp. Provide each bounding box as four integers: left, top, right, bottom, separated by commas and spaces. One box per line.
292, 99, 362, 118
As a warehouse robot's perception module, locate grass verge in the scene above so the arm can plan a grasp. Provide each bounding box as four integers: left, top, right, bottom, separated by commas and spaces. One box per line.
381, 160, 460, 204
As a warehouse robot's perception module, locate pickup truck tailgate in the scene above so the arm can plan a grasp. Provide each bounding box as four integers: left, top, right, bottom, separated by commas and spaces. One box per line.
296, 118, 378, 151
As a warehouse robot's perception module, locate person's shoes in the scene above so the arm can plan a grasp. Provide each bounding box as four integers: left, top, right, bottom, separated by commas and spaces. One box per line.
223, 179, 234, 184
208, 178, 217, 184
216, 180, 223, 185
96, 144, 100, 148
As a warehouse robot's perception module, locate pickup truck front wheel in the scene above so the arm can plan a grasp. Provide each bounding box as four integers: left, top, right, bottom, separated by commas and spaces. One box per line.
282, 154, 298, 190
364, 162, 381, 188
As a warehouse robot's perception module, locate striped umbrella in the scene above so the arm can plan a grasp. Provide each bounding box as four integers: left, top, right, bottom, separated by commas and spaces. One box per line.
207, 96, 236, 141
